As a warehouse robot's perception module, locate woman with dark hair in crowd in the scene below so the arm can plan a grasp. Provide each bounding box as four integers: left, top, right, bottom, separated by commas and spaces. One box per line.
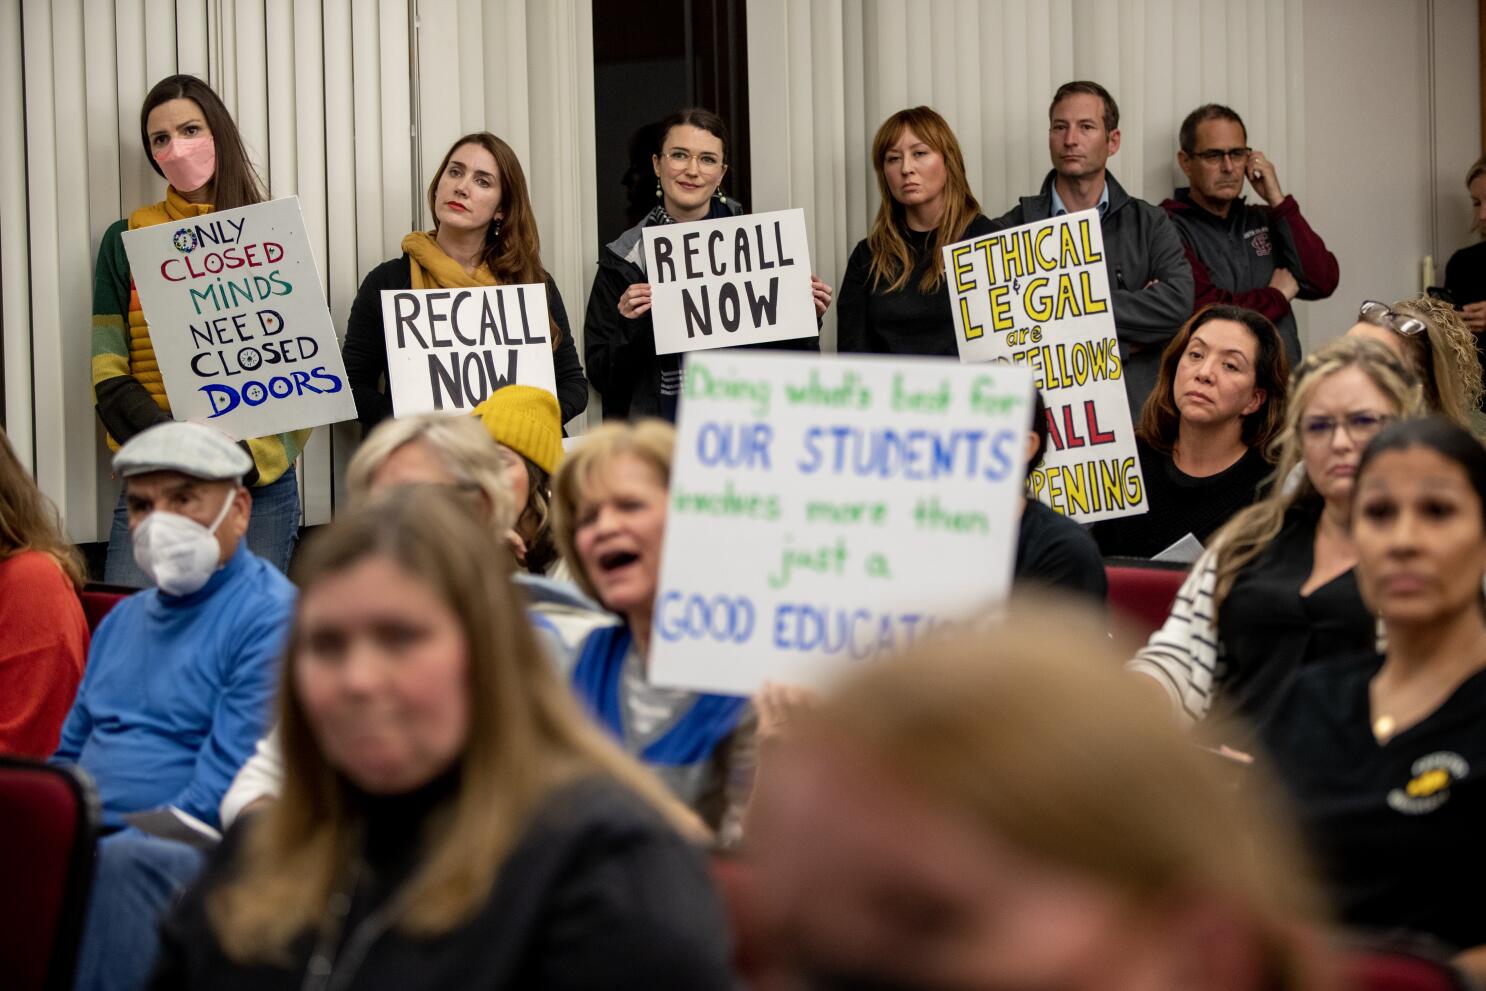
1260, 416, 1486, 979
1130, 336, 1424, 728
1346, 294, 1482, 431
0, 430, 88, 757
584, 108, 831, 421
92, 74, 308, 583
1095, 304, 1289, 558
746, 605, 1336, 990
150, 488, 732, 989
342, 132, 588, 429
836, 105, 994, 356
552, 420, 754, 840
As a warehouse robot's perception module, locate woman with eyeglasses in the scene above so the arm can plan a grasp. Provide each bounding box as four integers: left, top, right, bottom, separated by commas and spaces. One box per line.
1129, 337, 1425, 732
1094, 304, 1290, 559
1258, 417, 1486, 978
342, 132, 589, 431
836, 106, 994, 357
583, 109, 831, 422
1346, 295, 1482, 431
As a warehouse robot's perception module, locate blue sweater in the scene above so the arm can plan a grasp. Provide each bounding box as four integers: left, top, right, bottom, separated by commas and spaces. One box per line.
53, 541, 295, 829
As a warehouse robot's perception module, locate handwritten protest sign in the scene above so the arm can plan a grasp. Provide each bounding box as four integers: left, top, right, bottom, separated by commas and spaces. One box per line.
122, 197, 356, 439
643, 208, 818, 355
942, 209, 1146, 523
379, 285, 557, 416
649, 350, 1033, 696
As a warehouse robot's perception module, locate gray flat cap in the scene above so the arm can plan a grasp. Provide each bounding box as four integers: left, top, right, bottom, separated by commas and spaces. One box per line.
113, 421, 253, 481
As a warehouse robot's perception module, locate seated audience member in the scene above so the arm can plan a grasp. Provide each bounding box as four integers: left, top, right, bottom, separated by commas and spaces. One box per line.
552, 420, 753, 837
150, 489, 734, 989
1260, 417, 1486, 979
0, 429, 88, 758
1018, 391, 1107, 601
1163, 103, 1339, 366
1095, 304, 1289, 558
472, 384, 569, 578
1346, 295, 1483, 430
1443, 155, 1486, 372
1130, 337, 1423, 727
52, 421, 292, 829
746, 605, 1335, 991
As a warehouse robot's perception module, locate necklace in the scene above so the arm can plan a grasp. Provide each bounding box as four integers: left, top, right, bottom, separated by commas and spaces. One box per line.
1371, 635, 1486, 743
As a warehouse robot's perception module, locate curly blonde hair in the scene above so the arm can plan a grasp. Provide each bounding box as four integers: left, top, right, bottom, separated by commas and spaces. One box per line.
1387, 293, 1483, 430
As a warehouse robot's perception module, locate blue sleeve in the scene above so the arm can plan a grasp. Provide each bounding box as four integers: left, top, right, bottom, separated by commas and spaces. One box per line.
50, 608, 123, 762
167, 596, 292, 828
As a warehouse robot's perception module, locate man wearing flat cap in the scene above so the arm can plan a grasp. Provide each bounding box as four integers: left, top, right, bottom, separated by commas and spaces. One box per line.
52, 421, 295, 832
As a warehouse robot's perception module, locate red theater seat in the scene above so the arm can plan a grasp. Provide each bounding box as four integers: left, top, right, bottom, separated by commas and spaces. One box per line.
1340, 946, 1471, 990
0, 758, 100, 991
1105, 562, 1187, 638
79, 583, 133, 633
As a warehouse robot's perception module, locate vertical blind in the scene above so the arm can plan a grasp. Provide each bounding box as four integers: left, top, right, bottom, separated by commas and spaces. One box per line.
745, 0, 1308, 351
0, 0, 597, 542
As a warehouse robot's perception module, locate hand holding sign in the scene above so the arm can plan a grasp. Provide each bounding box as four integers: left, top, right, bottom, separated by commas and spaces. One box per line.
122, 197, 357, 439
643, 208, 820, 355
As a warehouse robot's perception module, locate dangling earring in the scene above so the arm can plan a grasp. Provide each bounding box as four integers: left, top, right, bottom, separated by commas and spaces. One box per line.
492, 217, 503, 239
656, 179, 663, 200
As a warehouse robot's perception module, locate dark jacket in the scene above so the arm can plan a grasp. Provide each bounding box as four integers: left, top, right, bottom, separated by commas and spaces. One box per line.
1161, 189, 1339, 365
992, 171, 1194, 413
836, 214, 998, 356
341, 255, 589, 430
584, 200, 819, 422
148, 776, 735, 991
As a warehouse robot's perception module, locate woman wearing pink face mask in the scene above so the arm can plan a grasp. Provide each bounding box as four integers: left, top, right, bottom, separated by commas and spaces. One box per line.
91, 74, 309, 586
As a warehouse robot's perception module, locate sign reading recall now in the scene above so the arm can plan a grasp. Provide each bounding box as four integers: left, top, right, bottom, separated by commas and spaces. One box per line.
649, 351, 1034, 697
943, 209, 1146, 524
122, 196, 356, 439
643, 208, 819, 355
380, 285, 557, 416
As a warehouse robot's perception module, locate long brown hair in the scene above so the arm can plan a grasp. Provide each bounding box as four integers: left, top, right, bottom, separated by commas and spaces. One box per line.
1388, 293, 1483, 430
801, 600, 1334, 991
866, 107, 982, 294
208, 488, 696, 961
1208, 336, 1424, 608
1138, 304, 1290, 460
140, 74, 266, 211
0, 431, 85, 588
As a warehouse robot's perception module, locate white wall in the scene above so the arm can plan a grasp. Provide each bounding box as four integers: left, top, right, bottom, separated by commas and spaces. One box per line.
1301, 0, 1481, 345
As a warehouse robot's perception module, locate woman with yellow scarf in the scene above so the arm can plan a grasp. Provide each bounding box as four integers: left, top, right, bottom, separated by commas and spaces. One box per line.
342, 132, 588, 432
91, 75, 309, 585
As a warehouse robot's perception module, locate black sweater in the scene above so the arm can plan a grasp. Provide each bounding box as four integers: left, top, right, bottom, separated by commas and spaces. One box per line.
148, 775, 735, 991
341, 255, 589, 429
836, 215, 996, 356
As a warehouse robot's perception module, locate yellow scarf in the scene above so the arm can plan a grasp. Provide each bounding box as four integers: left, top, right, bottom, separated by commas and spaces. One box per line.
402, 231, 496, 289
129, 186, 215, 230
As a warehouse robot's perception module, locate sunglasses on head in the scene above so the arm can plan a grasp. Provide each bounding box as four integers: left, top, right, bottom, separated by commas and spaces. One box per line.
1358, 300, 1427, 337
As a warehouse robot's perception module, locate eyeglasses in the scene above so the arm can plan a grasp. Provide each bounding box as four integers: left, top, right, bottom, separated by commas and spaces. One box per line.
1300, 411, 1393, 446
664, 149, 724, 173
1358, 300, 1427, 337
1191, 147, 1252, 165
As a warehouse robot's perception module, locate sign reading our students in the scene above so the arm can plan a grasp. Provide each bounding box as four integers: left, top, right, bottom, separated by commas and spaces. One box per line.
379, 285, 557, 416
942, 209, 1146, 523
643, 207, 818, 355
648, 350, 1033, 697
122, 196, 357, 439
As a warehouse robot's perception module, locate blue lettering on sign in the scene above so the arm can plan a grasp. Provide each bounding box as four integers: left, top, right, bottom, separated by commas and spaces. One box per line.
695, 422, 774, 470
200, 366, 345, 418
654, 591, 756, 643
772, 603, 932, 660
795, 425, 1019, 481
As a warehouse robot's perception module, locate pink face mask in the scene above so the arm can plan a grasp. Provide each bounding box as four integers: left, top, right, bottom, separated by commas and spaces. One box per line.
154, 136, 216, 194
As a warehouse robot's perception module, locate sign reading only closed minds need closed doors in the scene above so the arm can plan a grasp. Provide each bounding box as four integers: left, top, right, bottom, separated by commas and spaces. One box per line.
123, 196, 357, 439
648, 350, 1034, 697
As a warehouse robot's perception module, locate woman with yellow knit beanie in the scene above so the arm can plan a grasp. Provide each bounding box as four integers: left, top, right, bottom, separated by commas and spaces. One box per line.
341, 132, 588, 432
91, 75, 309, 585
473, 384, 567, 578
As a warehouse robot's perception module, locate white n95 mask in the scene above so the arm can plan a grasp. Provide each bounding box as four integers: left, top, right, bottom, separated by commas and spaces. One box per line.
132, 488, 239, 596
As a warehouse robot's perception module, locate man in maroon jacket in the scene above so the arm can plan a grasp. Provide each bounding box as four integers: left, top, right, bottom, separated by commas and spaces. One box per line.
1162, 104, 1339, 365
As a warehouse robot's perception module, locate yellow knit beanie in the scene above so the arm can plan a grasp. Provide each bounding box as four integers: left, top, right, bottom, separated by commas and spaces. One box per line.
472, 385, 563, 475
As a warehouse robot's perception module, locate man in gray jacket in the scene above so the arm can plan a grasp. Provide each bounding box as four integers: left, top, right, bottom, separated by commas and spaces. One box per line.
993, 81, 1194, 416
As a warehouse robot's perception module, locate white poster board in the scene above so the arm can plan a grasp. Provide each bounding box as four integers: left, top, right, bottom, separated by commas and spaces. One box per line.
649, 350, 1034, 697
122, 196, 357, 439
942, 209, 1146, 523
379, 285, 557, 416
642, 208, 818, 355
